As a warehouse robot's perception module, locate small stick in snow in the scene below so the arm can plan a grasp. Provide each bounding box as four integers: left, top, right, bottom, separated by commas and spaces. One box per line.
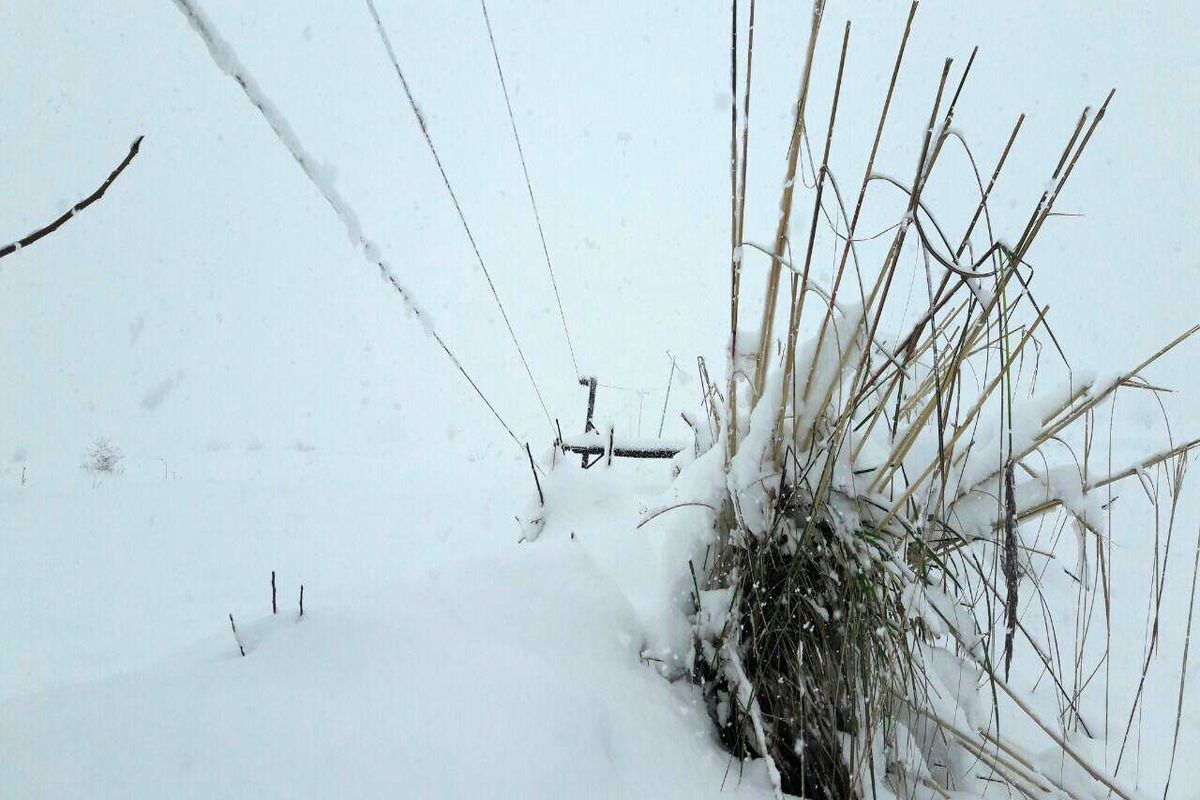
271, 570, 277, 615
229, 613, 245, 657
552, 419, 564, 467
657, 352, 678, 437
525, 443, 544, 506
299, 584, 305, 619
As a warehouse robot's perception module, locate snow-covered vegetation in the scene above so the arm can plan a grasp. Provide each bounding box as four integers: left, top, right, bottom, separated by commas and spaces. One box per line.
82, 438, 124, 475
2, 2, 1197, 799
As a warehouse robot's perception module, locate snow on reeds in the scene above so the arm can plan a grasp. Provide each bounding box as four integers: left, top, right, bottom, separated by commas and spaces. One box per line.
683, 2, 1199, 797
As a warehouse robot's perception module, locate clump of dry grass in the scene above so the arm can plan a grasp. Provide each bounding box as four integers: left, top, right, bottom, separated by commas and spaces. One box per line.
690, 2, 1199, 798
83, 437, 124, 475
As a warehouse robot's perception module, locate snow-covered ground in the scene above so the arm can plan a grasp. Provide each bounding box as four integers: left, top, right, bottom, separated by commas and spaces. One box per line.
2, 1, 1197, 798
3, 462, 775, 798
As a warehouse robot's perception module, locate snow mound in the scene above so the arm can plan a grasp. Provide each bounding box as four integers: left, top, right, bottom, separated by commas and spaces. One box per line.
1, 537, 773, 799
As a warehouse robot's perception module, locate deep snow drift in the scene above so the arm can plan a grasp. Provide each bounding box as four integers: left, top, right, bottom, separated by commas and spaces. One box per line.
1, 459, 781, 798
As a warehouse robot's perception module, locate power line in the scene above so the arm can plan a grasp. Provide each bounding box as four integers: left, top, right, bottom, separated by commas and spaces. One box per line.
478, 0, 581, 380
426, 328, 524, 447
171, 0, 526, 454
365, 0, 555, 432
598, 381, 665, 394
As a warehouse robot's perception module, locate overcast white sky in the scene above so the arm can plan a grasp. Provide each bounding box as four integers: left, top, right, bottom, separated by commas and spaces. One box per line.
1, 1, 1196, 467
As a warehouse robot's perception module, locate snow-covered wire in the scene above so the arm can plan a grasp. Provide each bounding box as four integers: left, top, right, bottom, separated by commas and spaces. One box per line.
479, 0, 581, 381
170, 0, 526, 453
364, 0, 556, 434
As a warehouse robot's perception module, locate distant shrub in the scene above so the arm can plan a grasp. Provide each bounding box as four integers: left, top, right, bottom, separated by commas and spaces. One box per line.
83, 438, 124, 475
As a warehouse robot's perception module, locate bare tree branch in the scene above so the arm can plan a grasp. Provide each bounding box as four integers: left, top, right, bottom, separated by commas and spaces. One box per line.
0, 135, 144, 261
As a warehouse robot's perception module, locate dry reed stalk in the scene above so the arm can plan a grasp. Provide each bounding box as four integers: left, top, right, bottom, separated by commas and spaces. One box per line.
734, 0, 757, 255
726, 0, 760, 462
866, 266, 1037, 493
816, 61, 955, 487
728, 0, 740, 461
871, 305, 1047, 524
955, 324, 1200, 504
803, 2, 918, 407
1162, 529, 1200, 799
751, 0, 825, 398
855, 113, 1025, 408
775, 21, 851, 461
846, 301, 970, 467
727, 1, 741, 461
